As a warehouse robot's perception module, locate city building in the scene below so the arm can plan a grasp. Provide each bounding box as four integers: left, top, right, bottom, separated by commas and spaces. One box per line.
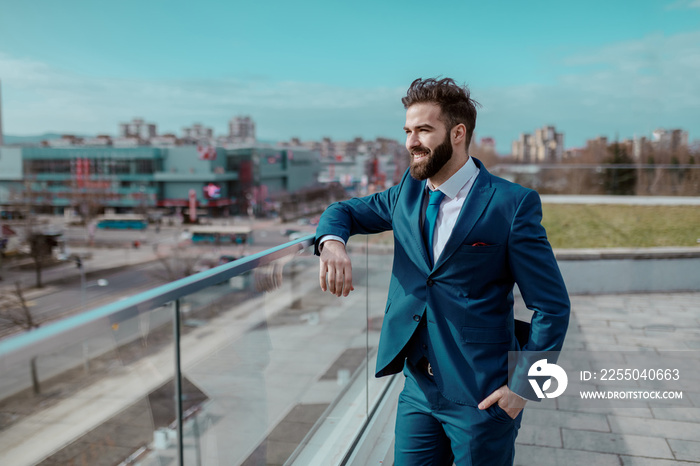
181, 123, 214, 145
479, 137, 496, 154
512, 125, 564, 163
119, 118, 157, 141
280, 136, 407, 192
585, 136, 609, 162
631, 136, 652, 161
0, 79, 4, 147
0, 144, 320, 219
45, 135, 84, 147
651, 128, 688, 155
228, 116, 256, 145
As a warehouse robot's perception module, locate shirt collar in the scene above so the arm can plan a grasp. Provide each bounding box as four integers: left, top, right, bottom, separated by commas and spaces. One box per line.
426, 157, 478, 199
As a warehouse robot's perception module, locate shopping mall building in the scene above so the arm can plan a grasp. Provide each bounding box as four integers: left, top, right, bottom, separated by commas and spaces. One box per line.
0, 144, 320, 218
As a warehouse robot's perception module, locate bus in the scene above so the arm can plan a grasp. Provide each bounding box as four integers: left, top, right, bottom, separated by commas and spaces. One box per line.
188, 225, 253, 245
96, 214, 148, 230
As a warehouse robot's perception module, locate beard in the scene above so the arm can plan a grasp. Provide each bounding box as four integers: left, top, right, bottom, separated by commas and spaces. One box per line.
409, 131, 453, 181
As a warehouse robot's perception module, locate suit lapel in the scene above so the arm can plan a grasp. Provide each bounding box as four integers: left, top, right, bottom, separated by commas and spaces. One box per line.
433, 168, 495, 272
395, 177, 432, 273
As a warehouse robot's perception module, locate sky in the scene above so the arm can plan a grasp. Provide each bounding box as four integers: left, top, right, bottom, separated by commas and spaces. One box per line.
0, 0, 699, 153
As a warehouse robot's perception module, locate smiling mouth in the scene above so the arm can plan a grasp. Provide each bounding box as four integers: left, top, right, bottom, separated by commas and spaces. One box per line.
411, 150, 430, 159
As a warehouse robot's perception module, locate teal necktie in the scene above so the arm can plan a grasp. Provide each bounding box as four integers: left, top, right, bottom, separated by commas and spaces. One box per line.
423, 189, 445, 266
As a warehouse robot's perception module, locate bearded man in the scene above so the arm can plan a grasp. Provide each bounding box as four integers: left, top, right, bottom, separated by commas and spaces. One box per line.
315, 77, 570, 465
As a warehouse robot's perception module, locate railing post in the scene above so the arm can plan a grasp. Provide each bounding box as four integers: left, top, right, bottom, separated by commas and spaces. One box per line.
365, 236, 370, 417
174, 298, 184, 465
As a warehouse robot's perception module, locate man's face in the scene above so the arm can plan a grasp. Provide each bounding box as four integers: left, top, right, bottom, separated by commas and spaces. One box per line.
404, 103, 453, 181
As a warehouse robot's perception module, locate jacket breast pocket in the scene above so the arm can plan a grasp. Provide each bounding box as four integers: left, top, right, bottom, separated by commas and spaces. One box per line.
461, 326, 510, 344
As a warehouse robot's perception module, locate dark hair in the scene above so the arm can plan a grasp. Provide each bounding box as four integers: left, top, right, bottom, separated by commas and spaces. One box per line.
402, 77, 480, 147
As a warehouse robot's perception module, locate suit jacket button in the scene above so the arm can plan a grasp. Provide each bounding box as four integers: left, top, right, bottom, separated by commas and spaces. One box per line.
413, 315, 421, 322
426, 278, 434, 287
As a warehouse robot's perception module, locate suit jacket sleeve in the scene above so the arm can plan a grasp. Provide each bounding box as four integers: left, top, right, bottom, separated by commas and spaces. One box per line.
314, 174, 406, 255
507, 189, 571, 400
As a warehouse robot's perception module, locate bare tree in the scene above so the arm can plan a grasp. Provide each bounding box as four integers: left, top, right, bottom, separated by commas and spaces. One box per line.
0, 282, 42, 394
152, 243, 203, 282
27, 232, 58, 289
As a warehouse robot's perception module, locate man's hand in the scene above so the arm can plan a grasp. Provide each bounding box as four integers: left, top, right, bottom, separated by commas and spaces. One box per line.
478, 385, 527, 420
319, 240, 354, 297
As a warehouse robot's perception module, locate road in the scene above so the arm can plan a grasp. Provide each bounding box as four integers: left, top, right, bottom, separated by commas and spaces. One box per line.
25, 262, 170, 322
55, 219, 310, 249
0, 217, 317, 338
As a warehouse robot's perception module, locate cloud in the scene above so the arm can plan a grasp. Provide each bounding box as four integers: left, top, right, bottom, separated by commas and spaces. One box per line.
1, 28, 699, 153
665, 0, 700, 10
0, 53, 405, 139
474, 31, 700, 150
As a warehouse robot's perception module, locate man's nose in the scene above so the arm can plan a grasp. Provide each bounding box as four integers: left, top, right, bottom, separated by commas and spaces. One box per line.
406, 132, 420, 148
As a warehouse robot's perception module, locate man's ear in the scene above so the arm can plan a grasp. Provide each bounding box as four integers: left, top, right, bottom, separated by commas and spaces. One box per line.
452, 124, 467, 146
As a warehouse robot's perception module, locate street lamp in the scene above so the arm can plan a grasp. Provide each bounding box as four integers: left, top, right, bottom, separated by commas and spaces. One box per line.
73, 258, 108, 374
73, 257, 108, 310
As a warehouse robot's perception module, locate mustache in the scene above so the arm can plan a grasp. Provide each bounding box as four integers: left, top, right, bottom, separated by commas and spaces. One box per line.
410, 146, 431, 156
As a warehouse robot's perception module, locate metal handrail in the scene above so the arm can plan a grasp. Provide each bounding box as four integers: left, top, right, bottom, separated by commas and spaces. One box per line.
0, 234, 316, 368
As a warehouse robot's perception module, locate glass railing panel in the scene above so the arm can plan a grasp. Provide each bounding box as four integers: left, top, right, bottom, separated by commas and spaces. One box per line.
0, 233, 401, 466
364, 232, 394, 367
285, 232, 396, 465
0, 300, 177, 466
169, 237, 378, 465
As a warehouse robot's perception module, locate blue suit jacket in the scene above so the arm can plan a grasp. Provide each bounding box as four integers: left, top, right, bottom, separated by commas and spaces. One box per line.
315, 158, 570, 406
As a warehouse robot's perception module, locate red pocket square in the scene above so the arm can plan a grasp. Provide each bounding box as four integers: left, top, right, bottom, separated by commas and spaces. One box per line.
471, 242, 490, 247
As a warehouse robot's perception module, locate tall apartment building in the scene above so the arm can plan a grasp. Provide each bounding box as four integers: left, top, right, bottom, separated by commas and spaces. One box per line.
626, 129, 688, 162
632, 136, 652, 161
585, 136, 609, 162
651, 128, 688, 154
119, 118, 157, 140
512, 125, 564, 163
228, 116, 256, 144
511, 134, 533, 162
182, 123, 214, 143
0, 79, 4, 147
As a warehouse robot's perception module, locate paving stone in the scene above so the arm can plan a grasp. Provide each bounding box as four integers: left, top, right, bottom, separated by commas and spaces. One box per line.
585, 344, 662, 352
608, 320, 634, 329
562, 429, 674, 458
523, 408, 610, 432
578, 320, 613, 328
667, 438, 700, 462
562, 340, 587, 350
514, 444, 621, 466
588, 327, 636, 337
652, 407, 700, 422
608, 415, 700, 441
522, 399, 557, 410
515, 425, 562, 447
620, 456, 700, 466
614, 334, 688, 350
687, 390, 700, 407
556, 395, 654, 418
576, 309, 630, 320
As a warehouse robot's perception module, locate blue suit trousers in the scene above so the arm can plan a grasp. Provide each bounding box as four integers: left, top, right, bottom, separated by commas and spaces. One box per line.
395, 361, 523, 466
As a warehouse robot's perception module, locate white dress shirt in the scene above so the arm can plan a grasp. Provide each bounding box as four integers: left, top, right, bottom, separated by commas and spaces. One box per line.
426, 156, 479, 263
